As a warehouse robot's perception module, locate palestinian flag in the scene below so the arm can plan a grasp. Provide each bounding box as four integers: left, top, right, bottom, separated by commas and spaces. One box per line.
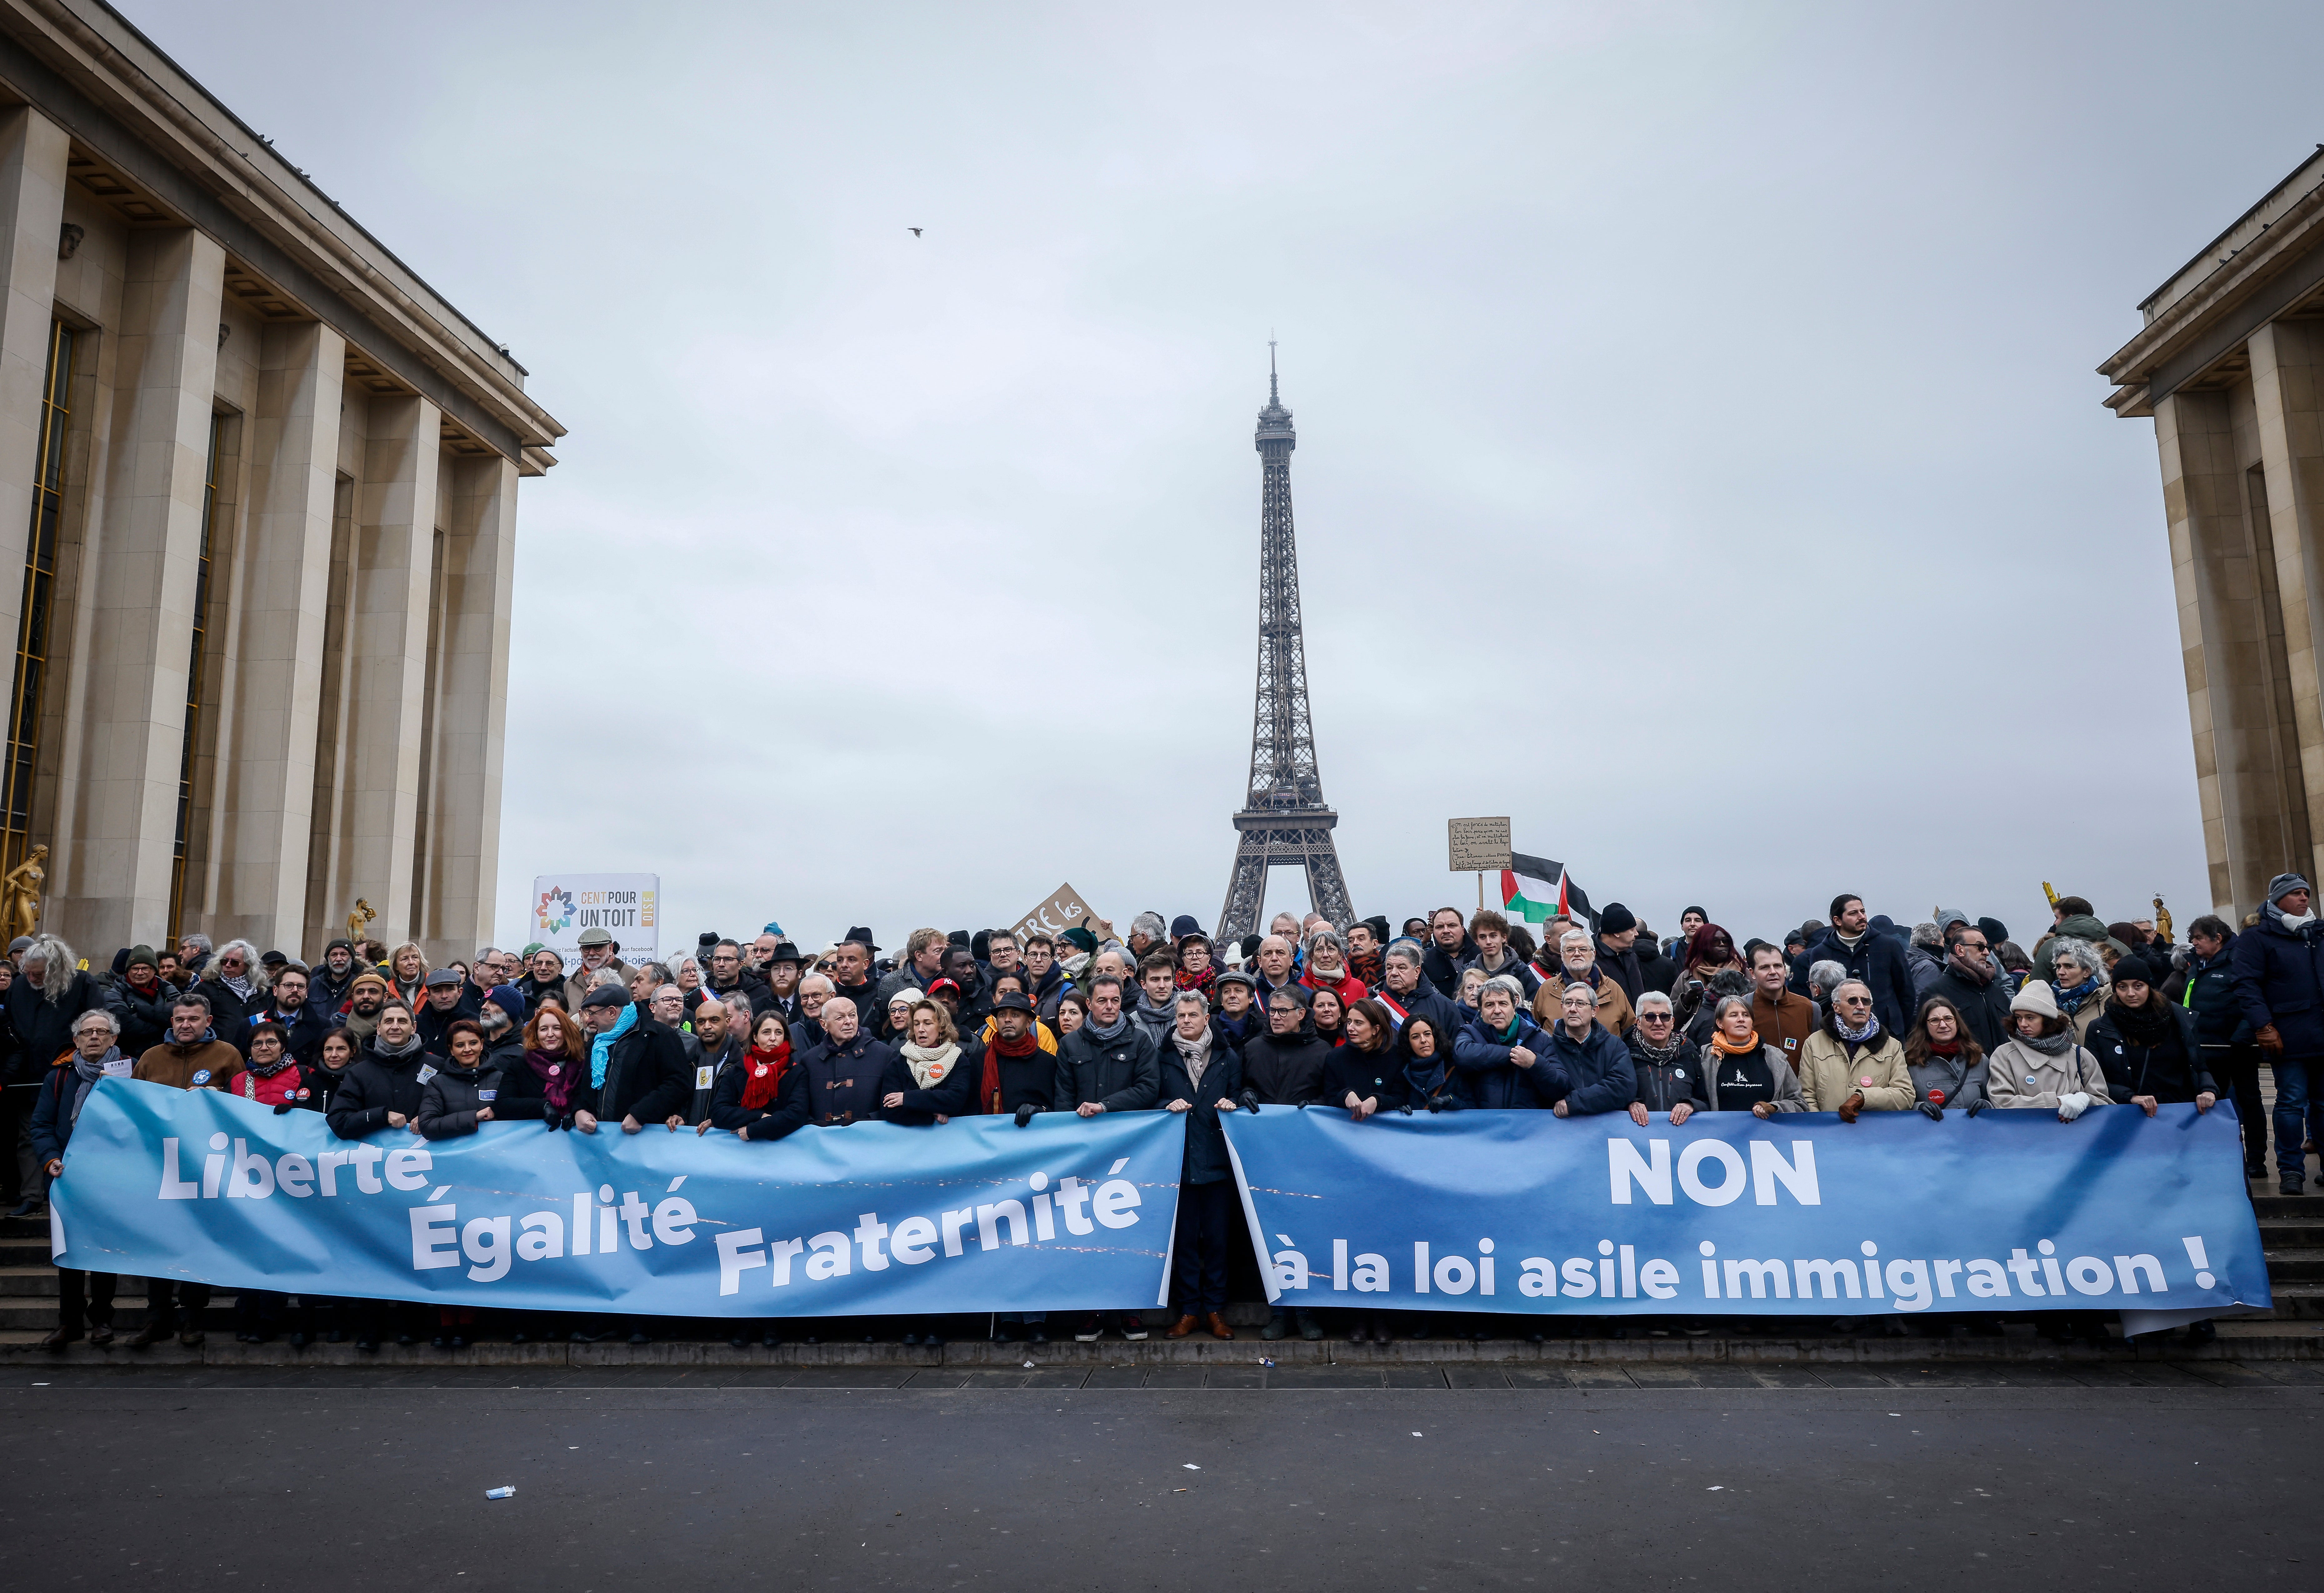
1502, 852, 1594, 928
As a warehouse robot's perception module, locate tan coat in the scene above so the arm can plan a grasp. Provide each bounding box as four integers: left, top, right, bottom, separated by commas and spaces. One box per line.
564, 959, 639, 1012
1987, 1038, 2112, 1112
1795, 1027, 1914, 1112
134, 1038, 242, 1091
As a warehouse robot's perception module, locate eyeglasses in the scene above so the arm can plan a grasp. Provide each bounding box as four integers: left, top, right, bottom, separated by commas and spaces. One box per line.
1956, 941, 1988, 954
1640, 1013, 1672, 1024
1837, 996, 1873, 1008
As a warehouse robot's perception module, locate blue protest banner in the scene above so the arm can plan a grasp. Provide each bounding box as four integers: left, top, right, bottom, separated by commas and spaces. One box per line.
50, 1081, 1184, 1317
1220, 1104, 2269, 1322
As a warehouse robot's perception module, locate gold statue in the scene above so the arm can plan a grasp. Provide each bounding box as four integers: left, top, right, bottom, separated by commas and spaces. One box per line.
1, 844, 46, 944
346, 896, 376, 946
2041, 880, 2060, 910
2154, 892, 2172, 946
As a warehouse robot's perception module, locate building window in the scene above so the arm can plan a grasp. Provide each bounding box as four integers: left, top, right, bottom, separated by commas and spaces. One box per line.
2, 318, 73, 880
167, 413, 226, 943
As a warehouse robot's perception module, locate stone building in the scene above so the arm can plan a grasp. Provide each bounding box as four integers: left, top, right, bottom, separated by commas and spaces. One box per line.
0, 1, 560, 963
2102, 147, 2324, 917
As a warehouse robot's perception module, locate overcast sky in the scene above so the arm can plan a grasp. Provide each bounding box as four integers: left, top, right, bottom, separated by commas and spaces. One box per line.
136, 0, 2324, 957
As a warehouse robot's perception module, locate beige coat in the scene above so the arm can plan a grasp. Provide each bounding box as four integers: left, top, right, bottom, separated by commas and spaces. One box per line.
564, 958, 638, 1011
1795, 1027, 1914, 1112
1987, 1038, 2112, 1112
1533, 974, 1634, 1038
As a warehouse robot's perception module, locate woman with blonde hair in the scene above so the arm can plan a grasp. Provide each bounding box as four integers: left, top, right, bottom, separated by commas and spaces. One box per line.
385, 942, 429, 1007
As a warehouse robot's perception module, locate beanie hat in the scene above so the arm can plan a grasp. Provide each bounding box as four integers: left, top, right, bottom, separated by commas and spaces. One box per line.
485, 983, 527, 1023
2009, 980, 2061, 1020
126, 943, 158, 972
1169, 913, 1204, 941
2108, 953, 2157, 988
2269, 872, 2312, 906
1977, 917, 2008, 949
1058, 927, 1098, 955
349, 969, 389, 995
1597, 903, 1637, 935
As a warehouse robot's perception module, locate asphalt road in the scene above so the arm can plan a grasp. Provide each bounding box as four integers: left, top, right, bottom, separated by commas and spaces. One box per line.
4, 1363, 2319, 1591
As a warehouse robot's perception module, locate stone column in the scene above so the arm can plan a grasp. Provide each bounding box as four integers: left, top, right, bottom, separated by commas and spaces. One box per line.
312, 392, 438, 950
2248, 320, 2324, 888
2156, 385, 2305, 917
47, 227, 224, 951
206, 320, 345, 948
0, 106, 67, 665
413, 453, 517, 963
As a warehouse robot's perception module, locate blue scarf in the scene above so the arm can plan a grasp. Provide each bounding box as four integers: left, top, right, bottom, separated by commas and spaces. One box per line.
591, 1001, 636, 1088
2054, 976, 2100, 1017
1835, 1010, 1881, 1046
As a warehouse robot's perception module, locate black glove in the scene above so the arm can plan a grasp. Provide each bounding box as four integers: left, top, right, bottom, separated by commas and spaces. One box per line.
1237, 1088, 1261, 1115
273, 1101, 295, 1115
1917, 1101, 1943, 1122
1439, 1096, 1463, 1113
1965, 1098, 1987, 1118
1399, 1100, 1415, 1115
1014, 1102, 1037, 1128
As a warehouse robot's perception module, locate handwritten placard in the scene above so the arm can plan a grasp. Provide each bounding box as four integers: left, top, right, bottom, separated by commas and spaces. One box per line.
1012, 882, 1097, 943
1447, 817, 1511, 873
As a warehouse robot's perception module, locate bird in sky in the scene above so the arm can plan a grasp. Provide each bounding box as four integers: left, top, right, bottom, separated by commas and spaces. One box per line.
909, 227, 922, 237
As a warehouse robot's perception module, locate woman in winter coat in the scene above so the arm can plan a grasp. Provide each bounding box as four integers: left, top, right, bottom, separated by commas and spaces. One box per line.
1161, 990, 1244, 1342
1987, 981, 2112, 1120
711, 1008, 804, 1142
1397, 1013, 1464, 1111
1322, 999, 1405, 1117
1701, 994, 1807, 1116
1903, 995, 1991, 1119
1670, 923, 1746, 1031
883, 999, 976, 1127
1309, 986, 1349, 1049
2046, 937, 2111, 1045
227, 1023, 306, 1109
1626, 991, 1711, 1124
416, 1021, 498, 1139
385, 941, 430, 1008
495, 1006, 584, 1129
1794, 980, 1914, 1118
2082, 953, 2217, 1117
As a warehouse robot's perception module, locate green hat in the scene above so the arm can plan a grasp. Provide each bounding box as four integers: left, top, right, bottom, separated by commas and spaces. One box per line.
521, 942, 545, 956
126, 943, 158, 971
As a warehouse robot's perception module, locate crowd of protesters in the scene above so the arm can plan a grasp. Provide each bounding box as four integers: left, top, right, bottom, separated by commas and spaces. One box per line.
8, 869, 2309, 1355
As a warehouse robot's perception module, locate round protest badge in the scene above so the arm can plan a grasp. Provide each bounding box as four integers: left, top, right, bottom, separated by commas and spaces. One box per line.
1857, 1075, 1872, 1087
1672, 1068, 1686, 1078
191, 1070, 212, 1086
296, 1088, 310, 1101
1928, 1089, 1946, 1106
549, 1064, 561, 1075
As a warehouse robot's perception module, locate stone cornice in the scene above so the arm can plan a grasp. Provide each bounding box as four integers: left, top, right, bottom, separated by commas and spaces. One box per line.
0, 0, 563, 463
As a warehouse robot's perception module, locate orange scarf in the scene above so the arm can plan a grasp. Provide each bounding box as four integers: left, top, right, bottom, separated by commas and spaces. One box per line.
1708, 1030, 1759, 1057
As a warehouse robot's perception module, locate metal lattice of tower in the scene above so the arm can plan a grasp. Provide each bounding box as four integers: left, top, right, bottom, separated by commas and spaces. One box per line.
1214, 348, 1353, 945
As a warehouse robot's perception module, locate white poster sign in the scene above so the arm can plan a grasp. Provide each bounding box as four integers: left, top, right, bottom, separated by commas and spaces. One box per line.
531, 872, 659, 966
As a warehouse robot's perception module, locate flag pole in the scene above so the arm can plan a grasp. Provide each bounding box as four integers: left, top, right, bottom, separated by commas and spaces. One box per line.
1477, 870, 1484, 911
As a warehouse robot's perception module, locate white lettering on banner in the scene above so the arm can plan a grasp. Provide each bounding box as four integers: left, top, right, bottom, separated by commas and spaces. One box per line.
411, 1205, 459, 1269
158, 1138, 198, 1200
717, 1228, 767, 1295
1608, 1138, 1820, 1207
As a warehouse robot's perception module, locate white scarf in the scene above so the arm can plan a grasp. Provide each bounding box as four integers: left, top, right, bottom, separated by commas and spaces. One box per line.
1172, 1026, 1213, 1088
899, 1039, 960, 1090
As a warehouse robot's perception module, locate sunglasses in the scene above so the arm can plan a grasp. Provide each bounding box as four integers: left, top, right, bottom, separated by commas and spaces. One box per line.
1838, 996, 1873, 1007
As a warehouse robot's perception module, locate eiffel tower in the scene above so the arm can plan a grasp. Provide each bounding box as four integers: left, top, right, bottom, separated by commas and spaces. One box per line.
1215, 348, 1353, 944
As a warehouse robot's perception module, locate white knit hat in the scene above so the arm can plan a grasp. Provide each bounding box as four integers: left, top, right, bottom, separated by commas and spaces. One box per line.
2009, 980, 2060, 1020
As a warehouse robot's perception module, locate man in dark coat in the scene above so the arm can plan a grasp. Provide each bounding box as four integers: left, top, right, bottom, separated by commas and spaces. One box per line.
1052, 975, 1160, 1118
309, 938, 360, 1012
701, 939, 772, 1015
1539, 981, 1638, 1117
413, 968, 482, 1056
1789, 894, 1920, 1037
1590, 903, 1647, 1006
1420, 908, 1475, 999
1241, 987, 1332, 1105
2233, 872, 2324, 1193
588, 983, 695, 1132
192, 941, 264, 1041
1374, 941, 1464, 1047
112, 945, 175, 1058
237, 965, 329, 1063
6, 937, 115, 1217
1157, 991, 1244, 1343
2173, 913, 2264, 1176
1918, 923, 2015, 1056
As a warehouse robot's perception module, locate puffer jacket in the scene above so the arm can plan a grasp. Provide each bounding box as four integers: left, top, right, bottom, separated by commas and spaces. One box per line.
1242, 1029, 1333, 1105
415, 1060, 501, 1139
2234, 905, 2324, 1058
1794, 1017, 1914, 1113
2171, 935, 2252, 1049
1987, 1037, 2112, 1112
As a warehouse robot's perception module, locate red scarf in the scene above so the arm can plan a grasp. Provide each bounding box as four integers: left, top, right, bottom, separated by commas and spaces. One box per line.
981, 1027, 1044, 1113
740, 1039, 792, 1111
1174, 964, 1217, 999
